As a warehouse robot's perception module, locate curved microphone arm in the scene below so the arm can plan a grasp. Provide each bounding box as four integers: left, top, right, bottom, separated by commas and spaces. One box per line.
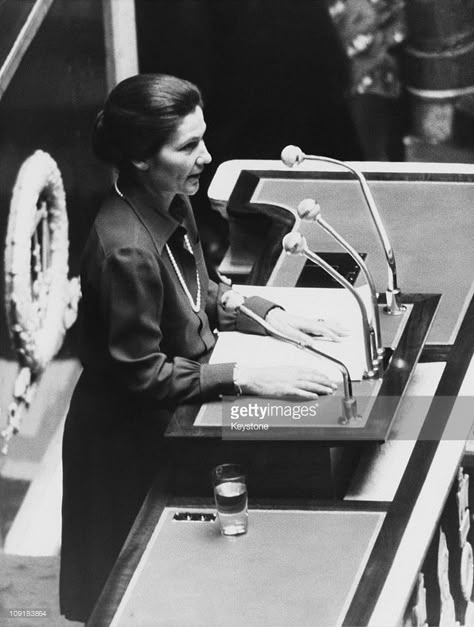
239, 303, 354, 399
281, 145, 404, 315
222, 291, 359, 422
298, 199, 383, 362
282, 233, 377, 378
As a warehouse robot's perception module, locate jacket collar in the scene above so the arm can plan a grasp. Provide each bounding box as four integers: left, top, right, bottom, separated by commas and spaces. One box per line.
115, 175, 189, 253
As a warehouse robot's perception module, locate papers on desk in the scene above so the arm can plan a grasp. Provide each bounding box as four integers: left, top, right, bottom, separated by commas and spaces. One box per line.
212, 285, 373, 381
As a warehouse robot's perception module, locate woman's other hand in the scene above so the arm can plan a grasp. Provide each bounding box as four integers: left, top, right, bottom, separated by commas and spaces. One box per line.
235, 365, 338, 399
265, 307, 349, 344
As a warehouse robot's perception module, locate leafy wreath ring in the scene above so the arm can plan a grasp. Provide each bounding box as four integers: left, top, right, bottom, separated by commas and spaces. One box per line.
4, 150, 80, 374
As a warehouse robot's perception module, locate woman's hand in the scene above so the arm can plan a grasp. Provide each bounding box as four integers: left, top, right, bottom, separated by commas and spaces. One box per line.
265, 307, 349, 344
235, 365, 338, 399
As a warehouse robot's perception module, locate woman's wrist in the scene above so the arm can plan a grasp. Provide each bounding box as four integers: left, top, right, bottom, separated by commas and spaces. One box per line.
233, 364, 243, 396
265, 306, 285, 327
233, 363, 252, 396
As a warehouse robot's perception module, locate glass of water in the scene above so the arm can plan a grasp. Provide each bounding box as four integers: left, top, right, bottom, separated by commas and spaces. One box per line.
212, 463, 248, 536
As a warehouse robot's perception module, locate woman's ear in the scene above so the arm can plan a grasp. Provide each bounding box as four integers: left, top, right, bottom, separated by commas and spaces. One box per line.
131, 159, 150, 171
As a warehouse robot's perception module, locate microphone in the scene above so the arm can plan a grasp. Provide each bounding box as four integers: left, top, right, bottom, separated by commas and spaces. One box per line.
297, 198, 384, 369
280, 145, 305, 168
281, 145, 404, 316
282, 232, 377, 379
221, 290, 360, 423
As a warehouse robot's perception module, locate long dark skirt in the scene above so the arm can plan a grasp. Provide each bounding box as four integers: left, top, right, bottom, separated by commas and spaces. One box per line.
59, 371, 170, 622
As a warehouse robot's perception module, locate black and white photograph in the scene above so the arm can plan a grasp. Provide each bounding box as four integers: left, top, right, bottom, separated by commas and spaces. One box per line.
1, 1, 474, 625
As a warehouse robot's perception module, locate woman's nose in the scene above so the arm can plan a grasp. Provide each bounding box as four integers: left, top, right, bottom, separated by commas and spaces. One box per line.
197, 141, 212, 165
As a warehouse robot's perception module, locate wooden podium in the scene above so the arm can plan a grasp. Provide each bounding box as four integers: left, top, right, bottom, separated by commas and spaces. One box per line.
90, 160, 474, 627
165, 291, 439, 499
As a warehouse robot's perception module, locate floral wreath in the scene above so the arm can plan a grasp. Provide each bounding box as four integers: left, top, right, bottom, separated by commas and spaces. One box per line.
4, 150, 80, 374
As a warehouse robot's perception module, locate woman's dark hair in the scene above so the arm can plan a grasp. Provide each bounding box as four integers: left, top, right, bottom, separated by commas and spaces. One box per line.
92, 73, 203, 170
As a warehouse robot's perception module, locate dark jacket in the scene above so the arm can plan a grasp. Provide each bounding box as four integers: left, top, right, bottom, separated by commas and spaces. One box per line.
60, 180, 274, 621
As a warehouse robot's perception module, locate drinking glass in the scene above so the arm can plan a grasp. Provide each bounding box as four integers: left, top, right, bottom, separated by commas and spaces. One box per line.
212, 463, 248, 536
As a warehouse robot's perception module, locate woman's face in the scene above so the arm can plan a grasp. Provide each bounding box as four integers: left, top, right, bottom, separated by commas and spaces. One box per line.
140, 106, 212, 197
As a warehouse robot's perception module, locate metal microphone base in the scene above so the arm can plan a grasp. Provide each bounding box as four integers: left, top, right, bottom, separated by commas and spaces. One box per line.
339, 397, 361, 425
372, 352, 386, 378
384, 288, 406, 316
364, 364, 381, 379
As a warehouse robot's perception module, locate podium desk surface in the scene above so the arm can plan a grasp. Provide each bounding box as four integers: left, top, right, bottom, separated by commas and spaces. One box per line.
106, 504, 385, 627
167, 293, 439, 446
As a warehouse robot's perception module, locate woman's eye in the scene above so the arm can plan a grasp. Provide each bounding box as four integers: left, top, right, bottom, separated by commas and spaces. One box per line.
181, 141, 198, 152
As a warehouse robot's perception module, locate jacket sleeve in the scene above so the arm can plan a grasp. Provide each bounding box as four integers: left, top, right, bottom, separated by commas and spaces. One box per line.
206, 279, 282, 335
99, 246, 235, 404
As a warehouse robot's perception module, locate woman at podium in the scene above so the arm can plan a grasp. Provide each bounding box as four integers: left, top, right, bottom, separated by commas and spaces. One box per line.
59, 73, 342, 622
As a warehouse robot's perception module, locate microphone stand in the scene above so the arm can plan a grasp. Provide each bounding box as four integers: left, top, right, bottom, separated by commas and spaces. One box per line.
281, 145, 405, 315
282, 232, 378, 379
298, 199, 384, 370
235, 301, 360, 423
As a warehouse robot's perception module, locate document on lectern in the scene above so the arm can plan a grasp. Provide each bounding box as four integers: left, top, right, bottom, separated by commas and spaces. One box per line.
212, 285, 374, 382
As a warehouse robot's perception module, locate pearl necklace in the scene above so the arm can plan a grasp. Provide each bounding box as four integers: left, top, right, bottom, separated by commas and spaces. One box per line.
165, 236, 201, 313
114, 180, 201, 313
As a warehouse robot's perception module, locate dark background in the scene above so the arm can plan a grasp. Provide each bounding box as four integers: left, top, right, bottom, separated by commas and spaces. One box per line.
0, 0, 367, 359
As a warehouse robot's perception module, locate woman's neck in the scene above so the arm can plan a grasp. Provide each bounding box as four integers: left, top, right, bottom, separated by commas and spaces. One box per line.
141, 177, 174, 213
119, 169, 175, 213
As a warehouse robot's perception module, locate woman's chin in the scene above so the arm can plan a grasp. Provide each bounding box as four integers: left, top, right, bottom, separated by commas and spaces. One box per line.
184, 177, 200, 194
